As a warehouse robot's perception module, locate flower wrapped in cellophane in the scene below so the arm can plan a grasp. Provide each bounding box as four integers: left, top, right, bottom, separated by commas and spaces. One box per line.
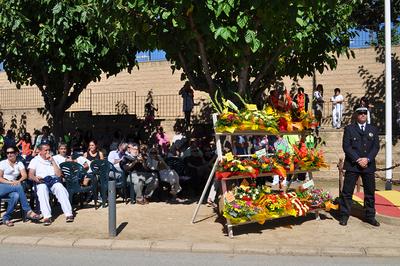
292, 142, 329, 171
210, 91, 317, 134
215, 158, 259, 179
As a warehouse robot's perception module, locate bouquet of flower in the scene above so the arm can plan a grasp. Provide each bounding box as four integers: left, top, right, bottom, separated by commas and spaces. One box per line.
215, 112, 241, 133
292, 142, 328, 170
211, 92, 316, 134
216, 158, 259, 179
223, 181, 268, 224
308, 188, 333, 209
256, 193, 296, 218
257, 155, 273, 173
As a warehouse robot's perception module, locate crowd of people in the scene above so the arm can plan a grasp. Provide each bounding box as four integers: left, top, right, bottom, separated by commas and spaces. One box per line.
0, 124, 219, 226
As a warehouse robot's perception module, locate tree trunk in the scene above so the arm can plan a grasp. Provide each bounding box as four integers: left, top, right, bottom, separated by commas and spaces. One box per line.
51, 108, 65, 143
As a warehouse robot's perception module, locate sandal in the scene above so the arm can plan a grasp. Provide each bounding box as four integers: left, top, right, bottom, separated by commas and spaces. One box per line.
5, 220, 14, 227
66, 216, 74, 223
26, 210, 40, 220
43, 218, 52, 226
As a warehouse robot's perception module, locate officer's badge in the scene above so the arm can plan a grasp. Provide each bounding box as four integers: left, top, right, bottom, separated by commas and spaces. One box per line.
369, 132, 374, 137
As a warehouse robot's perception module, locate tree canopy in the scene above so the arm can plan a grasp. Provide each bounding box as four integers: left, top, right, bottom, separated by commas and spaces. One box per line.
0, 0, 143, 137
351, 0, 400, 31
124, 0, 358, 102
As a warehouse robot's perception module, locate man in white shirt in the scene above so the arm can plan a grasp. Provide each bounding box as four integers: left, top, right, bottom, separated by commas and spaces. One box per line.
28, 144, 73, 225
52, 143, 71, 167
331, 88, 344, 129
107, 142, 128, 171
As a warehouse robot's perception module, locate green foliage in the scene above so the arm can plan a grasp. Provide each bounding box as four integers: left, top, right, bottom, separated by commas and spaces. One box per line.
351, 0, 400, 32
124, 0, 359, 102
0, 0, 144, 135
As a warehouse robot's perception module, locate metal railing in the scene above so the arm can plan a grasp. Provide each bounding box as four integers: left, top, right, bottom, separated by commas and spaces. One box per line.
0, 87, 208, 119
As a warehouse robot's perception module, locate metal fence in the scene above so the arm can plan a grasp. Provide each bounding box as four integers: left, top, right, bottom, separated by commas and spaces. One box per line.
0, 87, 209, 119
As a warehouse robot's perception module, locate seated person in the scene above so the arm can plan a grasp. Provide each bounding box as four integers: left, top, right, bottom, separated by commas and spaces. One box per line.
120, 143, 158, 205
83, 140, 104, 162
107, 142, 128, 172
184, 146, 210, 194
72, 154, 91, 186
52, 143, 72, 167
0, 146, 40, 226
28, 144, 74, 225
146, 148, 182, 196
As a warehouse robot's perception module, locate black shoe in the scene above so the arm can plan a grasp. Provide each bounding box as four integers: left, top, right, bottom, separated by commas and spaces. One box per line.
339, 219, 348, 226
366, 219, 380, 227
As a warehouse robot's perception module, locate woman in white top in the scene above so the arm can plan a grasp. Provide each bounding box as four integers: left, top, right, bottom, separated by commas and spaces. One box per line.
0, 146, 40, 226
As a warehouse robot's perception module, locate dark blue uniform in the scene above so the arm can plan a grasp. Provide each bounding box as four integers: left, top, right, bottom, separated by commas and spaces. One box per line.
339, 123, 379, 221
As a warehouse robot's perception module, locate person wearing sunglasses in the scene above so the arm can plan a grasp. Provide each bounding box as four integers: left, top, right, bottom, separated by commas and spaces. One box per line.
339, 106, 380, 227
0, 146, 40, 226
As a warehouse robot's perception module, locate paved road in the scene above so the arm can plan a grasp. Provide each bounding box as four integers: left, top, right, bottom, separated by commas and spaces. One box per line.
1, 245, 398, 266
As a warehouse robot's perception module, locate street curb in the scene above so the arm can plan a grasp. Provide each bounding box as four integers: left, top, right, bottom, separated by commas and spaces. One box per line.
365, 247, 400, 257
111, 239, 152, 250
191, 242, 233, 254
2, 236, 42, 246
1, 237, 400, 257
37, 237, 78, 248
150, 240, 192, 252
320, 247, 366, 257
73, 238, 114, 249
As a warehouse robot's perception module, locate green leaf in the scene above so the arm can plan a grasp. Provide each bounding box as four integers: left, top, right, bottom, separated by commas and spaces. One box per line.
162, 11, 171, 20
237, 14, 248, 29
214, 27, 231, 40
222, 3, 231, 16
52, 3, 62, 14
172, 18, 178, 27
245, 30, 255, 44
250, 38, 260, 52
296, 17, 306, 27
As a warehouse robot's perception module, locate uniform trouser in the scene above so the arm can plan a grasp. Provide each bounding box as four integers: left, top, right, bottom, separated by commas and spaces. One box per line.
128, 172, 159, 201
0, 183, 32, 221
36, 183, 72, 219
332, 106, 342, 128
339, 171, 376, 220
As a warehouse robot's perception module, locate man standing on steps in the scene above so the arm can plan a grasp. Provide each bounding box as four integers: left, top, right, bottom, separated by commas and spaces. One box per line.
331, 88, 343, 129
339, 106, 380, 227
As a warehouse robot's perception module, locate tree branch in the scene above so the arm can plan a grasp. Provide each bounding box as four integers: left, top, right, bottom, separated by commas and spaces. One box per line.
250, 45, 285, 92
238, 46, 250, 95
58, 72, 72, 110
188, 13, 216, 95
178, 50, 197, 89
64, 76, 91, 110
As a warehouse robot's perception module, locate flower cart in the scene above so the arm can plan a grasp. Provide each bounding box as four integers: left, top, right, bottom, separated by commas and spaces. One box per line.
191, 96, 333, 238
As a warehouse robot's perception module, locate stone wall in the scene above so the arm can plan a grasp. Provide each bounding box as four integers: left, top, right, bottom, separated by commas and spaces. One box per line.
0, 46, 398, 137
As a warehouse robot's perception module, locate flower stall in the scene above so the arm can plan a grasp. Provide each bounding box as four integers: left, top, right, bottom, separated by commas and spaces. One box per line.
191, 94, 334, 238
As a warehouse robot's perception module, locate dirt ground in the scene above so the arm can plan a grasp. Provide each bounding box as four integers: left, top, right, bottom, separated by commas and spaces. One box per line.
1, 179, 399, 248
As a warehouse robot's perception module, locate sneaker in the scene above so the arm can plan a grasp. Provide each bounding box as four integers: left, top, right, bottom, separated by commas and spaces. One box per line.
4, 220, 14, 227
66, 216, 74, 223
43, 218, 52, 226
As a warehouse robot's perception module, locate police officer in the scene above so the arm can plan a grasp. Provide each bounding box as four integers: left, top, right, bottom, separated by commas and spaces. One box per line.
339, 106, 380, 226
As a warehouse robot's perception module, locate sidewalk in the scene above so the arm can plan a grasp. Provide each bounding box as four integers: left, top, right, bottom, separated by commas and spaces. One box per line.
1, 180, 400, 257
